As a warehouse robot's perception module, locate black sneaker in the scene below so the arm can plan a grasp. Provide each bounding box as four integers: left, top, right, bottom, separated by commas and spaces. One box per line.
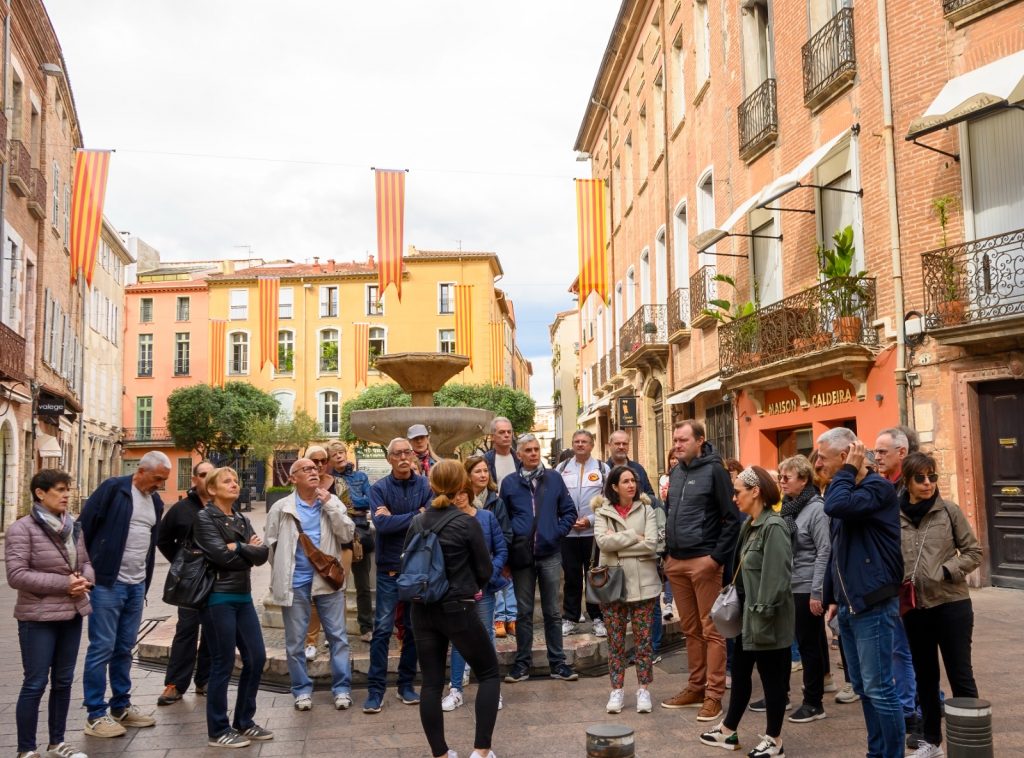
208, 729, 251, 749
788, 704, 826, 723
550, 663, 579, 681
748, 698, 792, 713
239, 724, 273, 741
504, 663, 530, 683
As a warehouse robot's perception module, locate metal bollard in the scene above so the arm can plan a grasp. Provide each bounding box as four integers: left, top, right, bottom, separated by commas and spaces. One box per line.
945, 697, 993, 758
586, 723, 635, 758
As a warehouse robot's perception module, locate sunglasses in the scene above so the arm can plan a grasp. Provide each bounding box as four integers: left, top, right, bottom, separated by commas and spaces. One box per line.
913, 473, 939, 484
311, 458, 327, 464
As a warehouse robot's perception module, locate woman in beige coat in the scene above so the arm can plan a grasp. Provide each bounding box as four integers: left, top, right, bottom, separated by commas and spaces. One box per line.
593, 465, 662, 715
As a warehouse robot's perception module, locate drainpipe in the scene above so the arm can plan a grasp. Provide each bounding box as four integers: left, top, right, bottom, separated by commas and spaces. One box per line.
1, 11, 10, 321
877, 0, 909, 426
658, 0, 675, 401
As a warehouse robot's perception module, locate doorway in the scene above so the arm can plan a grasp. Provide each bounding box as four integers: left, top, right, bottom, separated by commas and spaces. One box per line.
979, 380, 1024, 588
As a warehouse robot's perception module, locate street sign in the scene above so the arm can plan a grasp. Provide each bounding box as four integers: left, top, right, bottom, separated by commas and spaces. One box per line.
617, 396, 639, 428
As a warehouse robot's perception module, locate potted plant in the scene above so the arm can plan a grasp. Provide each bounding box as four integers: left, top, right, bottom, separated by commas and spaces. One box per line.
265, 485, 291, 511
703, 274, 760, 367
931, 195, 966, 326
817, 225, 869, 344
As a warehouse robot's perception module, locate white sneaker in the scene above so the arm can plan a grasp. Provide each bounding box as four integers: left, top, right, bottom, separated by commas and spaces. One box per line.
462, 667, 471, 687
498, 694, 504, 710
561, 619, 577, 636
593, 619, 608, 637
46, 745, 87, 758
636, 688, 652, 713
910, 742, 944, 758
606, 688, 625, 713
441, 688, 464, 712
747, 734, 784, 757
823, 673, 838, 693
835, 683, 860, 703
333, 693, 352, 710
304, 644, 317, 661
294, 695, 313, 711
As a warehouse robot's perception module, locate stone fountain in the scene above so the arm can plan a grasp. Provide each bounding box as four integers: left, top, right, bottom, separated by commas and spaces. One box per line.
350, 352, 494, 457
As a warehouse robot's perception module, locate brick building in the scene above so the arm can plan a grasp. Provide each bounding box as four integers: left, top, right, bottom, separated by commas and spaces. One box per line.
572, 0, 1023, 585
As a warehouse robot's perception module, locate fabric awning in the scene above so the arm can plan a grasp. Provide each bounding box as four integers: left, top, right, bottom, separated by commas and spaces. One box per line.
666, 377, 723, 405
693, 193, 763, 252
35, 433, 63, 459
756, 130, 850, 207
907, 50, 1024, 139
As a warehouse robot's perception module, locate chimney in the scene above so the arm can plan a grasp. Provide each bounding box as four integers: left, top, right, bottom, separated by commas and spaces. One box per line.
327, 259, 336, 272
367, 254, 376, 267
220, 260, 235, 275
312, 256, 322, 273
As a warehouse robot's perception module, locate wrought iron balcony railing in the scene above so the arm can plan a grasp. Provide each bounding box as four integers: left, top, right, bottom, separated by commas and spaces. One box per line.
137, 359, 153, 377
123, 426, 173, 444
718, 277, 878, 377
802, 8, 856, 110
8, 139, 31, 196
619, 304, 668, 366
598, 352, 608, 387
667, 287, 690, 338
606, 348, 619, 380
690, 266, 717, 325
737, 78, 778, 161
942, 0, 1018, 23
0, 321, 26, 381
589, 361, 600, 393
921, 227, 1024, 330
27, 167, 46, 220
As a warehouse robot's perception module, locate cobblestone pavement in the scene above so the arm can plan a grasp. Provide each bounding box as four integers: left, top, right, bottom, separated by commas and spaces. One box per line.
2, 516, 1021, 756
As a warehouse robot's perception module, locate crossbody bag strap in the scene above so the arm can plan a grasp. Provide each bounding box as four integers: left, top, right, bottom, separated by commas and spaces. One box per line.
910, 513, 938, 582
591, 510, 618, 566
730, 528, 758, 586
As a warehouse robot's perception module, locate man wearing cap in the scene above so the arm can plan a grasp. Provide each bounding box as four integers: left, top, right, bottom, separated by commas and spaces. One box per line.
406, 424, 437, 475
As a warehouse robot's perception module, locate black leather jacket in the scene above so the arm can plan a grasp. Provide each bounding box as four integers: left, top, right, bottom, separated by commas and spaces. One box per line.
193, 505, 269, 595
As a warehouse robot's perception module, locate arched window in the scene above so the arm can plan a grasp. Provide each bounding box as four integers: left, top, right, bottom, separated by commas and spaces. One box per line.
655, 227, 668, 304
272, 391, 295, 421
640, 248, 651, 306
626, 267, 636, 316
673, 202, 689, 284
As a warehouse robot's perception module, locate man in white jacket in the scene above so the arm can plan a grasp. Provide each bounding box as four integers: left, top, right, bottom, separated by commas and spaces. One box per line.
265, 458, 355, 711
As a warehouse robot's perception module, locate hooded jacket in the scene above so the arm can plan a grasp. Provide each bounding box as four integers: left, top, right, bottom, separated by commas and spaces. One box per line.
664, 443, 741, 566
736, 509, 794, 651
500, 468, 576, 561
593, 494, 661, 603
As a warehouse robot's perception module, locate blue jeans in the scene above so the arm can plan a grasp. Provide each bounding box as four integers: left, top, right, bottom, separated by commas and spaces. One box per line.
512, 552, 564, 669
282, 583, 351, 697
83, 581, 145, 719
450, 593, 496, 688
200, 601, 266, 738
839, 598, 906, 758
367, 572, 418, 697
17, 617, 83, 752
494, 583, 517, 622
892, 619, 919, 717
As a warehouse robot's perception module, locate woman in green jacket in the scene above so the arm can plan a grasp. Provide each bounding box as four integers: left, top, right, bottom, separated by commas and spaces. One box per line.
700, 466, 793, 758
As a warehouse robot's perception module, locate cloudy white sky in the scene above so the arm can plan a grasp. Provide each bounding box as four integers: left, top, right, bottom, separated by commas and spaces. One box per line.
45, 1, 622, 405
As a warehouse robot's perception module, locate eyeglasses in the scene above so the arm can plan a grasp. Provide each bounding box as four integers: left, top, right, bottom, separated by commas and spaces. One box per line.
390, 449, 415, 458
296, 465, 318, 475
779, 474, 794, 482
913, 473, 939, 484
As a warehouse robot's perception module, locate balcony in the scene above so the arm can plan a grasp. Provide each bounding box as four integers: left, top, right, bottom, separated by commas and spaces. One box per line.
690, 266, 718, 328
921, 227, 1024, 347
718, 277, 879, 380
598, 353, 609, 387
27, 167, 46, 220
942, 0, 1022, 25
802, 8, 856, 111
619, 304, 669, 370
667, 287, 691, 343
8, 140, 31, 196
0, 322, 26, 381
737, 78, 778, 162
137, 359, 153, 377
589, 361, 601, 395
122, 427, 174, 446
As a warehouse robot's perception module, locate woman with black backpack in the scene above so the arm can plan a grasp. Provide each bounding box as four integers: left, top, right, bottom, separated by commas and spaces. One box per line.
407, 458, 499, 758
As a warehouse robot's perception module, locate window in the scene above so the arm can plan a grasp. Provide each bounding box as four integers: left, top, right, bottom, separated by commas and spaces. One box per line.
366, 284, 384, 315
277, 330, 294, 373
655, 227, 668, 304
673, 202, 689, 283
272, 391, 295, 421
640, 249, 651, 305
174, 332, 190, 375
966, 108, 1024, 239
63, 184, 70, 242
319, 391, 340, 435
369, 326, 386, 367
319, 286, 339, 318
229, 289, 248, 320
816, 141, 863, 271
653, 71, 666, 158
615, 281, 624, 333
176, 296, 190, 321
176, 458, 192, 491
637, 105, 649, 173
706, 401, 734, 460
670, 30, 686, 124
623, 132, 634, 206
751, 215, 781, 305
136, 397, 153, 435
279, 287, 294, 319
742, 0, 773, 94
229, 332, 249, 374
319, 328, 340, 373
4, 237, 21, 330
51, 162, 60, 227
695, 0, 711, 88
626, 266, 636, 316
439, 328, 455, 353
697, 171, 716, 264
138, 334, 153, 376
438, 283, 455, 314
139, 297, 153, 323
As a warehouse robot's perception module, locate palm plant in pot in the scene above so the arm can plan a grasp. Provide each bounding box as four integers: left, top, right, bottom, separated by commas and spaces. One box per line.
817, 225, 869, 344
931, 195, 966, 326
703, 274, 760, 369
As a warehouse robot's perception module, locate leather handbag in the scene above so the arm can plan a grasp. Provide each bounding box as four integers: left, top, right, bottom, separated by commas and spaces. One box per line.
585, 519, 626, 605
293, 515, 346, 591
163, 538, 214, 609
709, 537, 755, 639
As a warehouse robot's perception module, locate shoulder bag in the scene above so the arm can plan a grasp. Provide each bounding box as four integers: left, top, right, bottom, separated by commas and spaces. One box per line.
292, 513, 346, 591
709, 533, 756, 639
163, 528, 215, 609
900, 514, 937, 615
585, 513, 626, 605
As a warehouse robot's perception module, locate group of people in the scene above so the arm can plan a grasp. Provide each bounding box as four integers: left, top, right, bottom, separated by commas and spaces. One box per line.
5, 415, 983, 758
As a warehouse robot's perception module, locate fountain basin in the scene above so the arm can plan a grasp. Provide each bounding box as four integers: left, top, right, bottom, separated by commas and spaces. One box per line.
350, 407, 494, 458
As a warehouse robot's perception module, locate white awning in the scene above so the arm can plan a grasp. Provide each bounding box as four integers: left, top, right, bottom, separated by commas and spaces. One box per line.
756, 130, 850, 207
693, 192, 764, 252
907, 50, 1024, 139
666, 377, 723, 405
35, 433, 63, 459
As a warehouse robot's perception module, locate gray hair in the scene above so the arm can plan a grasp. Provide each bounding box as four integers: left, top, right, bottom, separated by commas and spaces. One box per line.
608, 429, 630, 442
897, 424, 920, 454
490, 416, 512, 433
138, 451, 171, 471
517, 433, 539, 447
878, 427, 909, 452
817, 427, 857, 452
386, 437, 410, 455
572, 429, 595, 442
778, 454, 813, 483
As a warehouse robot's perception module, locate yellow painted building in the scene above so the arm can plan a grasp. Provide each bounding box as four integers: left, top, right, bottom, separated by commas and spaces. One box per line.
205, 247, 529, 434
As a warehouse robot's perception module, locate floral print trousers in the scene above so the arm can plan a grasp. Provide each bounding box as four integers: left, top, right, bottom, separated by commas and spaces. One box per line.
602, 597, 658, 689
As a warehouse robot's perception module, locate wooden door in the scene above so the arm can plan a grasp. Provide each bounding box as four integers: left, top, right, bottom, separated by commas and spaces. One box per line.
979, 379, 1024, 589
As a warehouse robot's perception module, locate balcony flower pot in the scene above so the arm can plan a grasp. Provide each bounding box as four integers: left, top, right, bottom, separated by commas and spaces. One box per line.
813, 331, 832, 349
793, 336, 815, 352
936, 298, 967, 326
833, 315, 862, 344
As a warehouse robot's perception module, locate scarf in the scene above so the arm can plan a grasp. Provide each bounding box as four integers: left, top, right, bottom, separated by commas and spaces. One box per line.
519, 466, 543, 490
613, 500, 632, 519
33, 502, 77, 569
779, 483, 818, 538
473, 490, 488, 510
417, 452, 432, 474
901, 490, 937, 528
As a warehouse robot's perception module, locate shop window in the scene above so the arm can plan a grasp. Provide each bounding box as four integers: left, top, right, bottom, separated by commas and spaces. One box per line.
776, 427, 814, 463
705, 401, 734, 460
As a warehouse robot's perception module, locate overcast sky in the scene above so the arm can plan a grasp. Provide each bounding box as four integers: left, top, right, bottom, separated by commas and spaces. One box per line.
46, 1, 621, 405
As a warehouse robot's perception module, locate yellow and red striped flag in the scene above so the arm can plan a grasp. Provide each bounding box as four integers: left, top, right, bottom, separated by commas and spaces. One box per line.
70, 149, 112, 286
455, 284, 473, 368
374, 168, 406, 301
490, 320, 506, 385
257, 277, 280, 370
353, 322, 370, 388
575, 178, 610, 303
210, 320, 227, 387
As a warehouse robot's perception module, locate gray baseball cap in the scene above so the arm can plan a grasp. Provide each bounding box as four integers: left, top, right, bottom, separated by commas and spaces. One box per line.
407, 424, 430, 439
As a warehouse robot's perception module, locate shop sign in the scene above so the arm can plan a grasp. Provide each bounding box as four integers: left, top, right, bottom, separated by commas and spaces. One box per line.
810, 388, 853, 407
616, 396, 639, 428
766, 398, 799, 416
36, 393, 65, 417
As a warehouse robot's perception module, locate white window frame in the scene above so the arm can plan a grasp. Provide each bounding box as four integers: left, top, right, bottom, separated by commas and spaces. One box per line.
639, 248, 651, 306
318, 327, 341, 376
229, 289, 248, 320
278, 287, 294, 319
228, 330, 250, 375
369, 325, 387, 367
366, 284, 384, 316
438, 328, 456, 353
318, 390, 341, 436
438, 282, 456, 314
319, 285, 339, 318
176, 296, 190, 322
276, 329, 295, 376
655, 226, 669, 304
697, 168, 716, 266
670, 29, 686, 125
626, 266, 636, 317
139, 297, 153, 323
272, 390, 295, 422
51, 161, 60, 229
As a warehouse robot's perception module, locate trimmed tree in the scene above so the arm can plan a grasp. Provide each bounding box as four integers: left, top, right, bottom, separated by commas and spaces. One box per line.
244, 409, 323, 483
166, 382, 280, 457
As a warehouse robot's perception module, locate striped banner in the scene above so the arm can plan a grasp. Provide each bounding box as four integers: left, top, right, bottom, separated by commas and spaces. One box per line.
575, 178, 610, 303
455, 284, 473, 368
257, 277, 280, 370
353, 322, 369, 388
210, 319, 227, 387
374, 168, 406, 301
490, 321, 506, 385
70, 150, 112, 286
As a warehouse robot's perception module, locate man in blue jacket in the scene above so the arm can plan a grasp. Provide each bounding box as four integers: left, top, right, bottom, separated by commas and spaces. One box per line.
80, 451, 170, 738
820, 427, 905, 758
362, 437, 433, 714
329, 441, 374, 640
606, 429, 655, 498
501, 434, 579, 683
